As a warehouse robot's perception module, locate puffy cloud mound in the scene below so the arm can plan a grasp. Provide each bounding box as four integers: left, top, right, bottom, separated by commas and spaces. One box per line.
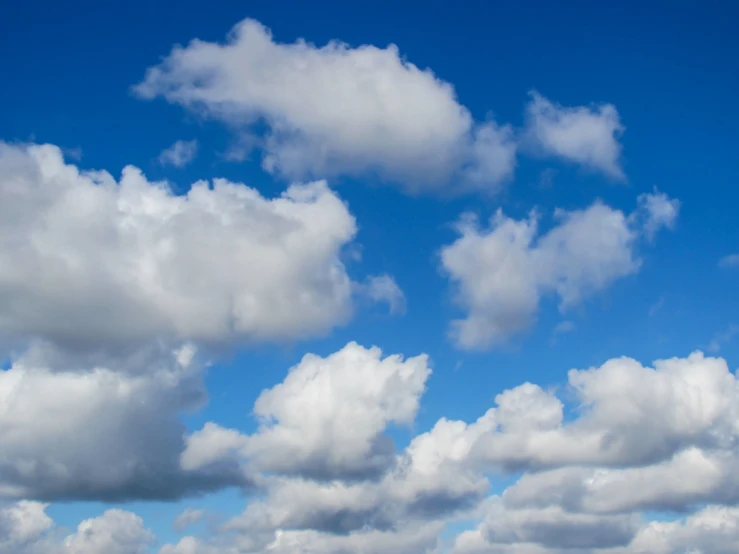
134, 19, 517, 194
0, 141, 361, 353
441, 191, 679, 349
0, 343, 253, 502
184, 342, 431, 480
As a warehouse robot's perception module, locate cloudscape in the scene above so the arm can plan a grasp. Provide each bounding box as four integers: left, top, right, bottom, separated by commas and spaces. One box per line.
1, 1, 738, 553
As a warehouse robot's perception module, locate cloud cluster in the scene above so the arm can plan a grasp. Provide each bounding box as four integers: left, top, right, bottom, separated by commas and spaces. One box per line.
135, 19, 517, 194
135, 19, 631, 193
440, 191, 679, 349
0, 16, 703, 554
10, 349, 739, 553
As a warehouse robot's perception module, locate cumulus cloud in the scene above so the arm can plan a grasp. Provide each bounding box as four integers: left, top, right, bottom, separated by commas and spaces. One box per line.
63, 510, 155, 554
158, 139, 198, 167
0, 344, 251, 501
0, 502, 156, 554
134, 19, 517, 194
9, 349, 739, 553
239, 342, 430, 480
0, 500, 54, 552
0, 141, 367, 353
524, 91, 625, 179
440, 191, 678, 349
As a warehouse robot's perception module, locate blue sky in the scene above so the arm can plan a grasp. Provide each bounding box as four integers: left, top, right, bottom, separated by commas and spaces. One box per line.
0, 1, 738, 553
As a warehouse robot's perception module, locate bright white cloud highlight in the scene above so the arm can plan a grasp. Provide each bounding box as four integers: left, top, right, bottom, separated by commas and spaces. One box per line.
134, 19, 517, 194
525, 91, 625, 179
0, 141, 363, 352
244, 342, 430, 479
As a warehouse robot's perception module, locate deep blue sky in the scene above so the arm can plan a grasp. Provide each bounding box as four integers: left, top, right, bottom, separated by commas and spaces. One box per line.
1, 0, 738, 548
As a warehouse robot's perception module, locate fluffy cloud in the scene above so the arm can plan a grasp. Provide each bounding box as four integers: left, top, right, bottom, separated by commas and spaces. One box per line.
196, 342, 431, 480
10, 349, 739, 553
0, 141, 362, 353
134, 19, 517, 194
0, 502, 156, 554
441, 192, 678, 349
524, 91, 625, 179
0, 501, 54, 553
0, 344, 250, 501
158, 139, 198, 167
63, 510, 155, 554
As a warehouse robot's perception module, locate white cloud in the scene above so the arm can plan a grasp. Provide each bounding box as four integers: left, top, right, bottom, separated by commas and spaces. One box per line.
0, 500, 54, 552
708, 324, 739, 353
524, 91, 625, 179
158, 139, 198, 167
0, 141, 363, 353
635, 188, 681, 240
243, 342, 430, 479
134, 19, 517, 194
8, 349, 739, 553
440, 195, 672, 349
63, 510, 155, 554
358, 274, 407, 314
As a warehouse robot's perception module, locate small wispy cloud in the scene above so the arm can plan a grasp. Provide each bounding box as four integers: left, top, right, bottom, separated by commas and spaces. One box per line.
648, 296, 665, 316
358, 274, 407, 315
158, 139, 198, 168
172, 507, 204, 531
719, 254, 739, 269
708, 324, 739, 353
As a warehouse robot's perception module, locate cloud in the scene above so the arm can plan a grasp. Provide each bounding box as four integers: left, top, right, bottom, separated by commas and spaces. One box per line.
524, 91, 625, 179
0, 344, 251, 502
0, 500, 54, 552
719, 253, 739, 268
242, 342, 430, 480
63, 510, 155, 554
134, 19, 517, 194
357, 274, 407, 315
173, 508, 205, 532
441, 192, 677, 349
158, 139, 198, 167
8, 349, 739, 553
0, 141, 365, 353
635, 188, 681, 240
708, 323, 739, 353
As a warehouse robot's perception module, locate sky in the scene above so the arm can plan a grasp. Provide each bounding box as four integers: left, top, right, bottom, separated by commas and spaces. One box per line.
0, 0, 738, 552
